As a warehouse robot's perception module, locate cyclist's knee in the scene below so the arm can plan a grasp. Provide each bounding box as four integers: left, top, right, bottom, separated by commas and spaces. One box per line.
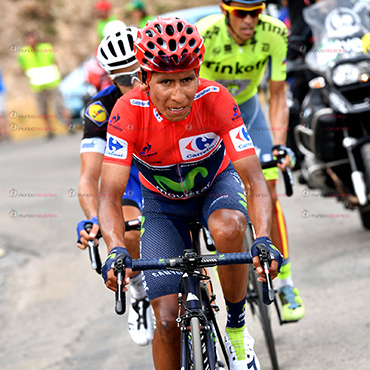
151, 296, 179, 340
208, 209, 246, 250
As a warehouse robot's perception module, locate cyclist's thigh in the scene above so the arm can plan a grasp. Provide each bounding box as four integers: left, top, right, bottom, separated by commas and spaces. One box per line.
200, 163, 250, 228
239, 95, 278, 181
121, 163, 143, 210
140, 187, 199, 301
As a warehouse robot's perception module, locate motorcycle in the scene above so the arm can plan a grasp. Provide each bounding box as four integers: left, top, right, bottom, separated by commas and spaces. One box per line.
293, 0, 370, 229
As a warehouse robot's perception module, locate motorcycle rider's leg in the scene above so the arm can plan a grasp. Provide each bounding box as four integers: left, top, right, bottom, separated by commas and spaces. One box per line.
267, 179, 305, 321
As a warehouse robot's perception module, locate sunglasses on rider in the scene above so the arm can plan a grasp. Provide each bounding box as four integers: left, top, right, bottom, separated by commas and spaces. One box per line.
222, 3, 266, 18
110, 68, 140, 86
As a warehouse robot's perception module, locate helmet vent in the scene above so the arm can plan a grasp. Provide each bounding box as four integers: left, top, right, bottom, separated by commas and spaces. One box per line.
169, 39, 177, 52
145, 29, 155, 37
147, 41, 156, 50
127, 34, 134, 51
115, 32, 121, 37
181, 49, 188, 55
185, 26, 194, 35
177, 22, 184, 33
158, 50, 165, 56
171, 55, 179, 64
179, 36, 186, 47
157, 37, 164, 46
189, 38, 196, 48
144, 50, 154, 61
165, 25, 175, 36
154, 23, 163, 34
108, 41, 117, 57
118, 40, 126, 55
100, 48, 108, 60
194, 47, 200, 54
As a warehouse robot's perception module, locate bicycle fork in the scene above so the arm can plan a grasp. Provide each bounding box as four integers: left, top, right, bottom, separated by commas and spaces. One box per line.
177, 271, 217, 370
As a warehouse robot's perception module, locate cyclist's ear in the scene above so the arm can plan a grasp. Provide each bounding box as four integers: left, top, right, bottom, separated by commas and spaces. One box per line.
138, 70, 148, 92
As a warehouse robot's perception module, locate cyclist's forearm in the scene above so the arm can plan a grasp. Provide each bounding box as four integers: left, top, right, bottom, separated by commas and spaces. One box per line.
269, 88, 289, 146
248, 179, 272, 238
233, 157, 272, 237
98, 197, 125, 253
78, 178, 99, 219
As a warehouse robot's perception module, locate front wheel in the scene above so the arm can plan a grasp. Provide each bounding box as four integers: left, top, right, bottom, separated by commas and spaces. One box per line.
190, 317, 204, 370
248, 269, 279, 370
244, 227, 279, 370
359, 143, 370, 230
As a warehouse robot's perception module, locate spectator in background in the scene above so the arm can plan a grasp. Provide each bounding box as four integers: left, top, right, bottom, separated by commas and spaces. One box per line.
95, 0, 118, 41
0, 67, 10, 140
126, 0, 154, 28
18, 31, 71, 139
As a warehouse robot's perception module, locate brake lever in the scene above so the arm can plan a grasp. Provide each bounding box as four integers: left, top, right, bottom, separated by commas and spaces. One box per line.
114, 253, 127, 315
276, 149, 294, 197
256, 244, 275, 304
84, 222, 102, 274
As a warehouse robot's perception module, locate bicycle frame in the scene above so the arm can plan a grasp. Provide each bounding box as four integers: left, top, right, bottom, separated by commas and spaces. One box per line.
177, 221, 225, 370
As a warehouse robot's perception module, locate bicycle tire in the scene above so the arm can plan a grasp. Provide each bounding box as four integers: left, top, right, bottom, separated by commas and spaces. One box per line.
190, 317, 204, 370
244, 228, 279, 370
201, 284, 228, 370
249, 269, 279, 370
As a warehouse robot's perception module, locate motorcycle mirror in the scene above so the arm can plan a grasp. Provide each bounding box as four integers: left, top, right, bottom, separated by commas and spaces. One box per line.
309, 77, 326, 89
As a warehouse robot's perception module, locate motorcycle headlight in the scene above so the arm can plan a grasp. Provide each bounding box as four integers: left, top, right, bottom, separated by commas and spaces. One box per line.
332, 61, 370, 86
332, 64, 360, 86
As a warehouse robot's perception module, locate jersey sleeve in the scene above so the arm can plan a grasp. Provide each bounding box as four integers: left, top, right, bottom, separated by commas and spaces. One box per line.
103, 97, 135, 167
212, 85, 256, 161
269, 20, 288, 82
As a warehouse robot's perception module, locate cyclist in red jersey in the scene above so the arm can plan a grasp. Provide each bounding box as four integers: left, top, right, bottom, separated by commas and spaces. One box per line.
98, 17, 283, 370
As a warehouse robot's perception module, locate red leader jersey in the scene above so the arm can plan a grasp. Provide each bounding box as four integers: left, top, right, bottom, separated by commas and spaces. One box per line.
104, 79, 255, 199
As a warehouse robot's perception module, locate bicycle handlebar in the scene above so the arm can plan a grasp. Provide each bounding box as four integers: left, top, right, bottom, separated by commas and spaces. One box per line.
113, 244, 276, 314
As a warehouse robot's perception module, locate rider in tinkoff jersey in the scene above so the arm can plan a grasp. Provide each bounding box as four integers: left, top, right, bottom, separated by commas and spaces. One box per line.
196, 0, 305, 322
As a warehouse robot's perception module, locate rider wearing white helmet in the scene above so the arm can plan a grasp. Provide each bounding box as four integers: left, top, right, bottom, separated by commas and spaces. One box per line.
77, 27, 154, 347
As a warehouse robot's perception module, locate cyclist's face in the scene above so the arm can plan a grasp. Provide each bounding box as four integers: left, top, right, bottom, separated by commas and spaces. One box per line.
222, 1, 262, 43
144, 70, 199, 122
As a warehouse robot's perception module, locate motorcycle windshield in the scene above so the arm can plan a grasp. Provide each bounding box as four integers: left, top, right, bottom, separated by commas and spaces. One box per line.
303, 0, 370, 74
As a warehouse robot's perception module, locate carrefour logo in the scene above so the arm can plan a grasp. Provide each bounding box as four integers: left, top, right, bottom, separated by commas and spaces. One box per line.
104, 134, 128, 159
229, 125, 254, 152
179, 133, 220, 160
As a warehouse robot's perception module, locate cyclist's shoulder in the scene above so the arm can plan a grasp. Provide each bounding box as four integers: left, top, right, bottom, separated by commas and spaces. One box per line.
196, 14, 226, 36
196, 78, 229, 98
91, 85, 122, 104
115, 87, 150, 111
84, 86, 120, 129
256, 14, 288, 40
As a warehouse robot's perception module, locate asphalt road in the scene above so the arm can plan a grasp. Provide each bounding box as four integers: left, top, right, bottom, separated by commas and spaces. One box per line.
1, 133, 370, 370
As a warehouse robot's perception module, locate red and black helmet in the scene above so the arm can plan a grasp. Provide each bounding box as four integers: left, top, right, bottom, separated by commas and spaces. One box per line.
134, 17, 205, 73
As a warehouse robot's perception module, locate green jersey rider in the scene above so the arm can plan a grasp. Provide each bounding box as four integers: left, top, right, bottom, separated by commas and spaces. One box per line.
196, 0, 305, 321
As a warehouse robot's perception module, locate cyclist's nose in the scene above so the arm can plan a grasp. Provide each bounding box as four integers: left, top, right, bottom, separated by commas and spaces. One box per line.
171, 83, 186, 102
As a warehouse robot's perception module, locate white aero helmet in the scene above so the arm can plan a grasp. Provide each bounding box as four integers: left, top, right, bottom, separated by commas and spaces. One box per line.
102, 20, 126, 38
97, 26, 139, 74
